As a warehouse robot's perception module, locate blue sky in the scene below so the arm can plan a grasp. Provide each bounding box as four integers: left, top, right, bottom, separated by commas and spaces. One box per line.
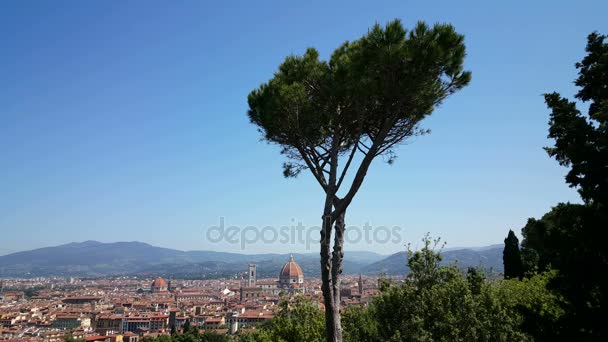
1, 0, 605, 255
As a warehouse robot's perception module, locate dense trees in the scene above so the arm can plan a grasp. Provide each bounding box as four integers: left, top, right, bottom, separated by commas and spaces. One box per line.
503, 230, 523, 279
247, 19, 470, 342
343, 236, 563, 342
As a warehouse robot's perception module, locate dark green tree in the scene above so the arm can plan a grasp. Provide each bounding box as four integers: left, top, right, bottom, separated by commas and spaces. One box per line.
247, 19, 470, 342
520, 202, 605, 337
520, 31, 608, 338
503, 230, 523, 279
544, 32, 608, 206
520, 203, 589, 273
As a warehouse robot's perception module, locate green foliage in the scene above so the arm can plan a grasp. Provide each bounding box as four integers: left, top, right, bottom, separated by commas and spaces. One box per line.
236, 298, 324, 342
466, 267, 485, 295
341, 306, 379, 342
503, 230, 523, 279
232, 237, 563, 341
247, 19, 471, 179
488, 270, 565, 340
235, 329, 274, 342
345, 235, 564, 342
263, 298, 325, 342
406, 234, 445, 289
141, 330, 228, 342
200, 332, 230, 342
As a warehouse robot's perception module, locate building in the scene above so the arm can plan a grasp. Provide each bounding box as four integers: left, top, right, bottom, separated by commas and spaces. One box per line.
239, 255, 305, 299
229, 310, 273, 331
52, 314, 90, 330
121, 317, 150, 333
151, 277, 168, 293
63, 296, 101, 305
203, 316, 225, 330
94, 314, 122, 335
1, 291, 24, 301
148, 315, 168, 332
248, 264, 257, 287
240, 287, 263, 301
175, 292, 211, 303
278, 255, 304, 293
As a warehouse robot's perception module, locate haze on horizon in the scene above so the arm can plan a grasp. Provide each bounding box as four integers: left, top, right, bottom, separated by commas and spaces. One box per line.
2, 0, 604, 255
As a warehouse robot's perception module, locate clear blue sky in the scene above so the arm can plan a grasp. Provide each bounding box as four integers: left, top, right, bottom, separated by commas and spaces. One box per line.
1, 0, 605, 255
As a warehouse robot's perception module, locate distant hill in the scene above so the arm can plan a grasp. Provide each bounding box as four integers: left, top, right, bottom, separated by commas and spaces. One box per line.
0, 241, 503, 278
361, 246, 503, 276
0, 241, 383, 278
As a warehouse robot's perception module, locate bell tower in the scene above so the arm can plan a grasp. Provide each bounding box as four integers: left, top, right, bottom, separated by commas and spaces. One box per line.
248, 263, 257, 287
358, 273, 363, 295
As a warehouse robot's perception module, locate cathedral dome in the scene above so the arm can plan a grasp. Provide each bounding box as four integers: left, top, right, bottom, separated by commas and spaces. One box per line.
151, 277, 168, 291
279, 255, 304, 285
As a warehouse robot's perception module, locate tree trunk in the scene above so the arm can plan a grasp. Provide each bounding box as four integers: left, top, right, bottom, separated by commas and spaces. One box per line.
321, 213, 341, 342
321, 139, 346, 342
330, 210, 345, 341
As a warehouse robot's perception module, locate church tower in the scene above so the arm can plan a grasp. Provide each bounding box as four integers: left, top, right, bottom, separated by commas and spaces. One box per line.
248, 263, 257, 287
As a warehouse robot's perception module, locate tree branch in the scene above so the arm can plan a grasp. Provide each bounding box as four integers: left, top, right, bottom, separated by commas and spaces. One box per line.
296, 145, 328, 191
333, 119, 394, 217
336, 140, 358, 190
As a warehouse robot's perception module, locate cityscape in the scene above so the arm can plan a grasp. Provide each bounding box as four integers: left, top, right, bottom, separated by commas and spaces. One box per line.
0, 256, 382, 341
1, 1, 606, 341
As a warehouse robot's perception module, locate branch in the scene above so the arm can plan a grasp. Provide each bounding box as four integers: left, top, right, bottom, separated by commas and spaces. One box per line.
375, 121, 417, 157
336, 140, 358, 190
296, 145, 328, 191
356, 143, 369, 155
333, 119, 393, 218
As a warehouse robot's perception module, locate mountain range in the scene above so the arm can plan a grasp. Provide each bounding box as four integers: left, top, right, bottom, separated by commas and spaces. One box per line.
0, 241, 503, 278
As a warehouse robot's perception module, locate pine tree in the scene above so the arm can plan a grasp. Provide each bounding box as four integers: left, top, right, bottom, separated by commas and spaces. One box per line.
247, 20, 470, 342
503, 230, 523, 279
